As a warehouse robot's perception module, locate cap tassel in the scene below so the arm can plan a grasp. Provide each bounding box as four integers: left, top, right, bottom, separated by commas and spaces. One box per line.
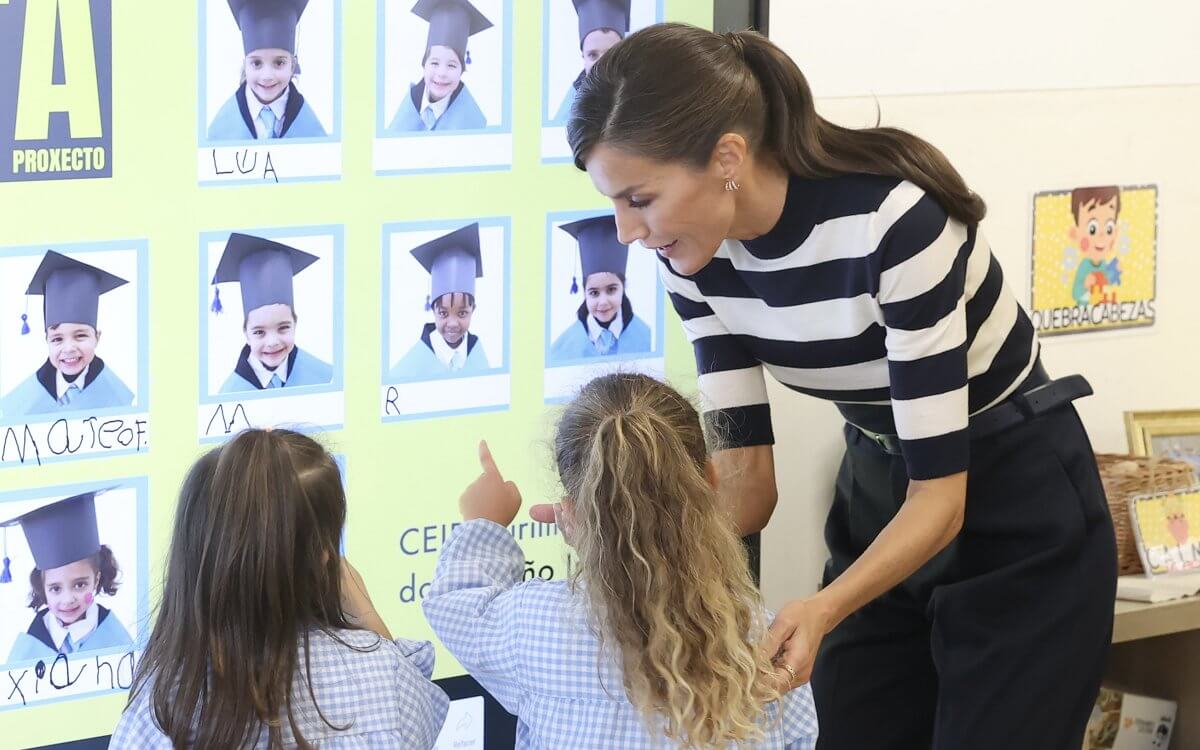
0, 529, 10, 583
424, 294, 431, 312
570, 275, 578, 294
211, 287, 223, 315
20, 313, 30, 336
465, 49, 472, 65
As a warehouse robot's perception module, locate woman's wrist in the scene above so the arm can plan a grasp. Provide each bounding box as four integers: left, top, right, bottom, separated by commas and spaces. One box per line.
808, 587, 848, 635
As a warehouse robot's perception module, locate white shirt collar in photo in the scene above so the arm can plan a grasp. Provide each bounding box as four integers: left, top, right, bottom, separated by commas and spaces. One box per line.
247, 85, 289, 139
430, 330, 467, 370
420, 85, 452, 122
249, 353, 288, 388
56, 365, 89, 401
44, 600, 100, 651
586, 313, 624, 344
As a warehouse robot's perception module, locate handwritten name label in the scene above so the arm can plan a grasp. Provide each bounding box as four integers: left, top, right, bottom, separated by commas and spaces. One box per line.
1, 414, 149, 467
198, 392, 343, 440
3, 649, 140, 710
198, 143, 341, 184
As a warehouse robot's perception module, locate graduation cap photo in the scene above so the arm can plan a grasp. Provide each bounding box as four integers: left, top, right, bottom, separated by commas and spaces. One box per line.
543, 0, 657, 148
384, 0, 497, 134
0, 248, 137, 420
546, 213, 659, 367
389, 223, 492, 380
382, 219, 510, 417
206, 232, 335, 395
202, 0, 336, 147
0, 485, 140, 666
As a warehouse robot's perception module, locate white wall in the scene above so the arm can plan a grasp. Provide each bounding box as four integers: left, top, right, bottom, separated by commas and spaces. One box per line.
760, 4, 1200, 609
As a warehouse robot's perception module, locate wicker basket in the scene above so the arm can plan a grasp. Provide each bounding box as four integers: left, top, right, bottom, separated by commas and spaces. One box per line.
1095, 453, 1199, 576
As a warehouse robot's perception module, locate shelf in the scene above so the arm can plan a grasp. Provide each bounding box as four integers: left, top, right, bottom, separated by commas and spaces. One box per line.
1113, 596, 1200, 643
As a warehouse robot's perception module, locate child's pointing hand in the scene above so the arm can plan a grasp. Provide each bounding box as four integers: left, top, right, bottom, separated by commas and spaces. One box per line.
460, 440, 522, 527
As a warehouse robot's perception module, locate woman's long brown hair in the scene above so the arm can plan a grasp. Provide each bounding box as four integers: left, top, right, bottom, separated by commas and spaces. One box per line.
555, 374, 780, 747
127, 429, 363, 749
568, 23, 986, 225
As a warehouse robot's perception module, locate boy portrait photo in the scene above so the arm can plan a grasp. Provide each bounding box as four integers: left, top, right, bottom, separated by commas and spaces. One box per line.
0, 243, 146, 425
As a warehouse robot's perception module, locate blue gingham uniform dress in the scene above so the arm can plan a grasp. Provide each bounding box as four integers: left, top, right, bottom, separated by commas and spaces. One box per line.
110, 629, 449, 748
423, 519, 819, 749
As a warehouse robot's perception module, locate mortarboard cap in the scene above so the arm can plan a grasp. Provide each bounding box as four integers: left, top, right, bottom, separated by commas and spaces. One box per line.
411, 0, 492, 65
0, 490, 113, 572
411, 223, 483, 304
211, 233, 319, 318
227, 0, 310, 54
560, 215, 628, 285
24, 250, 127, 333
572, 0, 630, 47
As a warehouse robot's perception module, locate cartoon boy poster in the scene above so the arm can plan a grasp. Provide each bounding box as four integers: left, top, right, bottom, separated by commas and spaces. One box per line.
1030, 184, 1157, 336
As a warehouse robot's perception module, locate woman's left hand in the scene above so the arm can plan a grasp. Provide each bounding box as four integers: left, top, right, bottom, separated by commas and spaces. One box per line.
762, 596, 833, 689
460, 440, 522, 526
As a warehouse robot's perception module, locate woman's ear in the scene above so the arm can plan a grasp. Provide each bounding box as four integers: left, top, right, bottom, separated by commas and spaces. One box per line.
711, 133, 748, 182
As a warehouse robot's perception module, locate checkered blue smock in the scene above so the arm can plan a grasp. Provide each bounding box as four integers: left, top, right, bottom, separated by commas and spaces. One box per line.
423, 519, 819, 749
109, 628, 449, 748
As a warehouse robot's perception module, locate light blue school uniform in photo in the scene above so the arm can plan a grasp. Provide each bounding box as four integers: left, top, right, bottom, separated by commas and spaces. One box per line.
1, 359, 134, 417
0, 249, 134, 419
387, 82, 487, 133
208, 82, 328, 141
1, 491, 135, 663
219, 345, 334, 394
550, 214, 654, 362
8, 604, 133, 662
209, 0, 327, 141
110, 630, 450, 749
550, 309, 652, 361
391, 222, 492, 380
387, 0, 491, 133
424, 520, 820, 749
210, 232, 335, 395
390, 325, 490, 380
552, 76, 578, 123
552, 0, 631, 123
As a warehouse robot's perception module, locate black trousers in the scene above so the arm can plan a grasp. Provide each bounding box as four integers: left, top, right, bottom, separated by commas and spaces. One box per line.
811, 404, 1117, 750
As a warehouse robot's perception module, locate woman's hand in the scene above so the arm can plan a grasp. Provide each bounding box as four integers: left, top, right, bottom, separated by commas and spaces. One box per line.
460, 440, 522, 526
340, 558, 392, 639
762, 596, 834, 689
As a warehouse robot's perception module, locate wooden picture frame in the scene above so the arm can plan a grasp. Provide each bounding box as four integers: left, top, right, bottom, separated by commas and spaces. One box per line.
1125, 409, 1200, 475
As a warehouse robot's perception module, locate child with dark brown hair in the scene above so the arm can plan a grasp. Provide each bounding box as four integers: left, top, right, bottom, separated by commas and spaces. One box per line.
112, 429, 448, 749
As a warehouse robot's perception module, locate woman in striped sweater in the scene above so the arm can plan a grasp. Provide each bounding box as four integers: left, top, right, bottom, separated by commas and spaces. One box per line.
542, 21, 1117, 750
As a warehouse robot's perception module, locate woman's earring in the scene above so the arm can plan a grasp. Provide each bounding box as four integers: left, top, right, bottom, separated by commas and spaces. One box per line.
725, 178, 740, 192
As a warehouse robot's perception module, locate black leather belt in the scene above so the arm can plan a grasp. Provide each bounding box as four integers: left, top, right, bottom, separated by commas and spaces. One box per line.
854, 364, 1093, 456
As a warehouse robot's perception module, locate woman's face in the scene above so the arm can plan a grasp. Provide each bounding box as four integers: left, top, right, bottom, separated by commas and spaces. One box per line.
47, 323, 99, 377
43, 559, 98, 626
423, 45, 463, 103
434, 293, 474, 347
244, 303, 296, 369
244, 48, 296, 104
585, 144, 733, 277
584, 272, 623, 324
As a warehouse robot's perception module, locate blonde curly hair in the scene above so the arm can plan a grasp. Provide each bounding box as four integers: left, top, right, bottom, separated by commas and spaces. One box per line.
555, 373, 781, 747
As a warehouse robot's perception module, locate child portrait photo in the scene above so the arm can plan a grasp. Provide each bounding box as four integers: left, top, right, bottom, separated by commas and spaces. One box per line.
0, 243, 147, 426
382, 219, 510, 419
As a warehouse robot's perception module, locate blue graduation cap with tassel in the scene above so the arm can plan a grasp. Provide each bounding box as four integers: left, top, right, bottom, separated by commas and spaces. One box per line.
19, 250, 127, 337
558, 215, 628, 295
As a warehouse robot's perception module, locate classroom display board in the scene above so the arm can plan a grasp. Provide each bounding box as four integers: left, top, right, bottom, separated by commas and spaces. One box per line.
0, 2, 708, 747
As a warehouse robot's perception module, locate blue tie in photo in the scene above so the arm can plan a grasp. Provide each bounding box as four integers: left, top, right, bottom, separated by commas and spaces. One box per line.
259, 106, 278, 138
